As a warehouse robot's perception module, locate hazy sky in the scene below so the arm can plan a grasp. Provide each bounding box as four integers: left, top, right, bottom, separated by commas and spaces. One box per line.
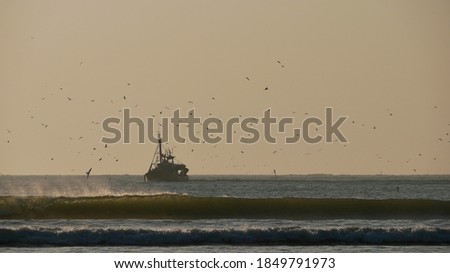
1, 0, 450, 175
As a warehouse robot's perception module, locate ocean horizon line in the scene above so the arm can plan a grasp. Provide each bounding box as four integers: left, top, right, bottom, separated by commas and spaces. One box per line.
1, 173, 450, 177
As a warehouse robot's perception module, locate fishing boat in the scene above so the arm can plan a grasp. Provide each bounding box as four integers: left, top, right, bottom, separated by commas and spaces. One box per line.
144, 135, 189, 181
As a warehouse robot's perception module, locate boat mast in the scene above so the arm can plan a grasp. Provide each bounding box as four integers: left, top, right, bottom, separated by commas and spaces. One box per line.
158, 133, 163, 163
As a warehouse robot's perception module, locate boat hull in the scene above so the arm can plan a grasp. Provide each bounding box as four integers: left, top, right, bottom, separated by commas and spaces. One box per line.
144, 169, 189, 182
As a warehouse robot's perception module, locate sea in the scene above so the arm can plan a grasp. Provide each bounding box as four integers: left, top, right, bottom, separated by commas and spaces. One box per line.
0, 175, 449, 253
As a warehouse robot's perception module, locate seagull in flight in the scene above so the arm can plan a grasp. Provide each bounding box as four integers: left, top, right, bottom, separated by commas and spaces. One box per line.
86, 168, 92, 179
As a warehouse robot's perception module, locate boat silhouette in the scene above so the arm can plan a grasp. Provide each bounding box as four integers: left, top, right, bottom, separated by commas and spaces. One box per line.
144, 135, 189, 181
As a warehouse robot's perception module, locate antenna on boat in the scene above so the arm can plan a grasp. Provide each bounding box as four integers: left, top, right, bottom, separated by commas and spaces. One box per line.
158, 133, 163, 163
147, 133, 161, 178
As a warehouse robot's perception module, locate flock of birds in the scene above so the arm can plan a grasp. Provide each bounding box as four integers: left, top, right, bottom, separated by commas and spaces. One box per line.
2, 58, 450, 176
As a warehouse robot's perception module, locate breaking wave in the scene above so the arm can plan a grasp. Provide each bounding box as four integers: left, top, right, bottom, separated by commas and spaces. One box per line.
0, 195, 449, 220
0, 226, 449, 246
